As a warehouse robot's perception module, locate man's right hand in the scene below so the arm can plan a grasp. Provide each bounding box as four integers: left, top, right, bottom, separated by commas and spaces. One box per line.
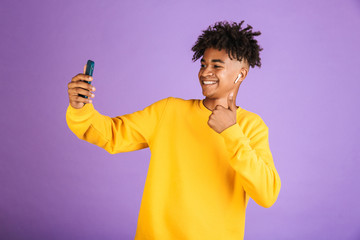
67, 65, 96, 109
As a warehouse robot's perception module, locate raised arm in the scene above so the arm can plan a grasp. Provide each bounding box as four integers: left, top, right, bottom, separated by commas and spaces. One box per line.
66, 66, 169, 154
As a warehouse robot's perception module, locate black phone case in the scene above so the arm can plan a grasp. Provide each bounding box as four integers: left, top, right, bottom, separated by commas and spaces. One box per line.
79, 60, 95, 99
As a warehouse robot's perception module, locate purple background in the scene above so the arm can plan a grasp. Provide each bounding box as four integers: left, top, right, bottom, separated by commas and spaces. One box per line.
1, 0, 360, 239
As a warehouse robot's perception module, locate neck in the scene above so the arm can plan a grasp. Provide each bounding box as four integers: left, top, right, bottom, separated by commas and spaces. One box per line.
203, 95, 238, 111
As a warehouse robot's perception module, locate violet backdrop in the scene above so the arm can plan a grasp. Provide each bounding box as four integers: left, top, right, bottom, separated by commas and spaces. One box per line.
1, 0, 359, 239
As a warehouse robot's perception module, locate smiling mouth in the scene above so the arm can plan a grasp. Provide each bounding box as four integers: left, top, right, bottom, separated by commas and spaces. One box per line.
202, 80, 218, 85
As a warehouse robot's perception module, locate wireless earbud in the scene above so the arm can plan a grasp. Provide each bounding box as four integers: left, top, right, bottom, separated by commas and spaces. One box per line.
234, 73, 242, 83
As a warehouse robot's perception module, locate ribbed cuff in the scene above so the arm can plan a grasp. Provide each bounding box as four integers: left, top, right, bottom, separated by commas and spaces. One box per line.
66, 103, 95, 121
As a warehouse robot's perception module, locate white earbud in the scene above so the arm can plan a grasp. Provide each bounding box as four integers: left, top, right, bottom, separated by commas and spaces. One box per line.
234, 73, 242, 83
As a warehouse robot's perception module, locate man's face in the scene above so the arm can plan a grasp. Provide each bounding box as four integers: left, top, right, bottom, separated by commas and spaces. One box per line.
198, 48, 244, 99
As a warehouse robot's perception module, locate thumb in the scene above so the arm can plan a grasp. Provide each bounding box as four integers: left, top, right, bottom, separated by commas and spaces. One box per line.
83, 64, 87, 74
227, 92, 236, 111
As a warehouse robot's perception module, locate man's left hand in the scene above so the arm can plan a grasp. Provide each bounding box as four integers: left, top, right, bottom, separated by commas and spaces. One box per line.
208, 93, 237, 133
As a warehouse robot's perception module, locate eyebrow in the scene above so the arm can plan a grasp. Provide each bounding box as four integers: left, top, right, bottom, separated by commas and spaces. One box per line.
200, 58, 225, 64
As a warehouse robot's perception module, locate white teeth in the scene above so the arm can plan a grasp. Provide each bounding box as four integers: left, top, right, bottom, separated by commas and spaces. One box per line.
203, 81, 217, 85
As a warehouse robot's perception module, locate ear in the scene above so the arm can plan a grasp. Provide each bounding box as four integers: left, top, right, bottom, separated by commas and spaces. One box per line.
239, 67, 248, 82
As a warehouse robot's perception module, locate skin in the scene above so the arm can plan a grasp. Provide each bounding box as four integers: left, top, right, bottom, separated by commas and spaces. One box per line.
68, 65, 96, 109
198, 48, 249, 133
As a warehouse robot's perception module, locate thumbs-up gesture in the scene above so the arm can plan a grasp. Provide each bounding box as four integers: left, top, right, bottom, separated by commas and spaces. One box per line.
208, 93, 237, 133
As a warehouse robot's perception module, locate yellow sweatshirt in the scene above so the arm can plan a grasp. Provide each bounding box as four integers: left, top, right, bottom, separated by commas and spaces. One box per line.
66, 97, 281, 240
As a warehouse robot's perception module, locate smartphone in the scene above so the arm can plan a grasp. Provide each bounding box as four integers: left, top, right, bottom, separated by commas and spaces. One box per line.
79, 60, 95, 99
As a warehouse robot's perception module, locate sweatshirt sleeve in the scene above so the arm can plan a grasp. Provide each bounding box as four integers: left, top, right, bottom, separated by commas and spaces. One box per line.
66, 98, 169, 154
219, 117, 281, 208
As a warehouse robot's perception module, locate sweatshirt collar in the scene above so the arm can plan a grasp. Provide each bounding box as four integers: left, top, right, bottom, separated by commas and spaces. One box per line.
198, 99, 242, 114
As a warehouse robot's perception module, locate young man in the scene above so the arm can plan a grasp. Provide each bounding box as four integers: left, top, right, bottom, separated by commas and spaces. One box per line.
66, 21, 281, 240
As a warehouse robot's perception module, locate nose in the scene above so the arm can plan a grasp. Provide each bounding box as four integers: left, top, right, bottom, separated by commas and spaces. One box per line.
201, 66, 213, 77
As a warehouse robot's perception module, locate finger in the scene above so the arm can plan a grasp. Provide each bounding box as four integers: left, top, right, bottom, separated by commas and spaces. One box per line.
71, 95, 93, 104
227, 92, 236, 111
71, 73, 93, 83
68, 87, 95, 98
68, 81, 95, 92
83, 64, 86, 74
214, 105, 224, 111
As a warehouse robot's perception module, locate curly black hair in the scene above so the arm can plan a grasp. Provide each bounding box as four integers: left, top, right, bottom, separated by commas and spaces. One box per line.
191, 21, 263, 68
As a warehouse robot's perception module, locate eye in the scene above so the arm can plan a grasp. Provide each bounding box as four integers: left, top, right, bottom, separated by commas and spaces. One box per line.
214, 65, 221, 68
200, 64, 206, 68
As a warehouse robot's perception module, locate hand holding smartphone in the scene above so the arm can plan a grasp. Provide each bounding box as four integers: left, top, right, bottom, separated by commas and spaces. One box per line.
67, 60, 96, 109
